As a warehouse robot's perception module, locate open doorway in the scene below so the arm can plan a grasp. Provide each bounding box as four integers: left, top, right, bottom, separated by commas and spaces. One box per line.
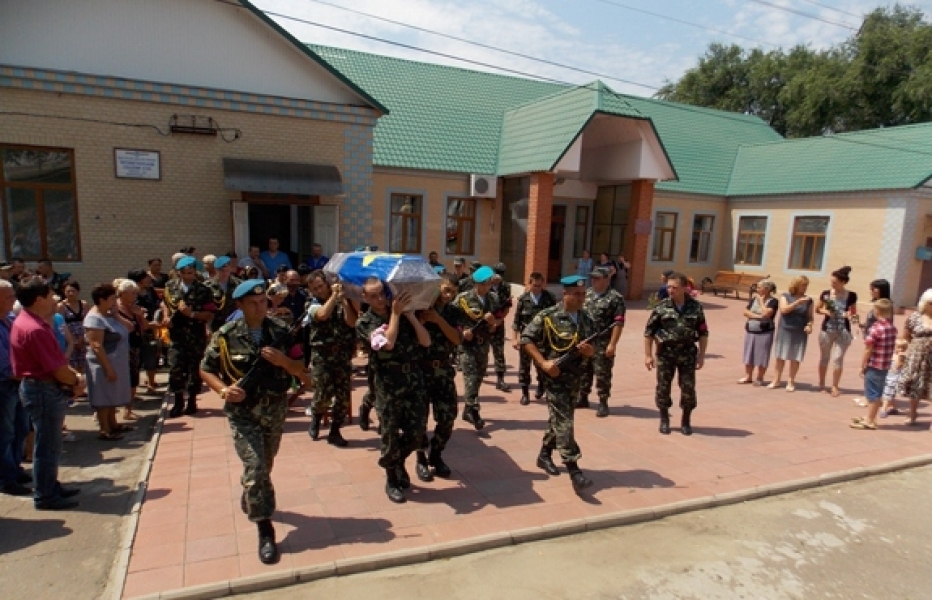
548, 205, 566, 282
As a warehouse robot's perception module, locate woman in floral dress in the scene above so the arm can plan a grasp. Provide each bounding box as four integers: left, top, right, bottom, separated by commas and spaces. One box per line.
898, 289, 932, 427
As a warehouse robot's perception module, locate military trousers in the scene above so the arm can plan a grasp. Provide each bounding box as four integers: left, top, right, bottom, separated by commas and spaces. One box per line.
225, 396, 287, 522
309, 355, 352, 423
167, 337, 206, 395
490, 327, 507, 375
419, 366, 458, 453
580, 341, 616, 401
654, 345, 698, 410
516, 347, 546, 390
459, 340, 491, 409
373, 369, 426, 469
542, 376, 582, 463
360, 362, 376, 411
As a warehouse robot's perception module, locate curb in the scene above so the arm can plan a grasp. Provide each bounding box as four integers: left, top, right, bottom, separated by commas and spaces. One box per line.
109, 394, 172, 600
130, 453, 932, 599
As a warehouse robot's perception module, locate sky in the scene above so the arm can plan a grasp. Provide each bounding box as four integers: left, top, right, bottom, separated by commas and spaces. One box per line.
252, 0, 932, 97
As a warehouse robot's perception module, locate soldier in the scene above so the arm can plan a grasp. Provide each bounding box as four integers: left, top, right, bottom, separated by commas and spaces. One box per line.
644, 271, 709, 435
161, 256, 215, 417
305, 270, 357, 447
450, 257, 469, 288
206, 255, 240, 332
579, 267, 626, 417
414, 274, 462, 480
520, 275, 596, 491
458, 261, 482, 293
356, 277, 431, 503
512, 272, 557, 405
489, 263, 513, 392
452, 265, 500, 430
200, 279, 306, 564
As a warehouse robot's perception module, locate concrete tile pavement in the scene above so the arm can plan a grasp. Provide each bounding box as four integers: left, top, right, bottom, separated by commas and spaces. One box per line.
122, 295, 932, 598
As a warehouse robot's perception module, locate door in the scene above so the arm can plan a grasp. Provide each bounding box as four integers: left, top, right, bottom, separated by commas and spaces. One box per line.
248, 204, 291, 254
918, 237, 932, 305
313, 205, 338, 257
231, 201, 249, 259
548, 206, 566, 283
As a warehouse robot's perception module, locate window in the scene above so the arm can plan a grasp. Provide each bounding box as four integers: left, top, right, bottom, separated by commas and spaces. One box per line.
389, 193, 422, 253
445, 197, 476, 255
573, 205, 590, 258
689, 215, 715, 263
651, 211, 677, 261
735, 216, 767, 266
788, 216, 829, 271
592, 185, 630, 256
1, 146, 80, 261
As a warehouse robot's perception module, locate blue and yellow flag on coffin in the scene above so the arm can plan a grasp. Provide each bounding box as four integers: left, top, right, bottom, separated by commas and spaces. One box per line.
324, 252, 440, 310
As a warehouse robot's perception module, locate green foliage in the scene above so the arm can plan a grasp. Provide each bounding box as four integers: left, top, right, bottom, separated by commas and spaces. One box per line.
656, 5, 932, 137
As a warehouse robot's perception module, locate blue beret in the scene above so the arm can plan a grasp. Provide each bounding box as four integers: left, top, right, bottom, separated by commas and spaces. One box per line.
176, 256, 196, 270
233, 279, 266, 300
214, 255, 230, 269
473, 265, 494, 283
560, 275, 587, 288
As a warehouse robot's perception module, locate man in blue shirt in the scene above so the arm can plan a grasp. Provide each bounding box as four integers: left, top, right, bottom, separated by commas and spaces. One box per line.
260, 238, 292, 275
305, 243, 329, 271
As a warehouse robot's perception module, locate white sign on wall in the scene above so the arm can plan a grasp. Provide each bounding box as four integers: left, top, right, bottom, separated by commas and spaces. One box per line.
114, 148, 161, 180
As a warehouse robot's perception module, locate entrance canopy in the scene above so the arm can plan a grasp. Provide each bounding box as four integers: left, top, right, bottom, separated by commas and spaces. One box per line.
222, 158, 343, 196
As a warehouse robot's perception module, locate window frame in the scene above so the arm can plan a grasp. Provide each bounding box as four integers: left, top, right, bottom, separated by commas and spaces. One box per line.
387, 192, 424, 254
0, 144, 82, 262
733, 214, 769, 269
688, 213, 715, 264
573, 204, 590, 258
784, 212, 833, 276
651, 210, 678, 262
444, 196, 477, 256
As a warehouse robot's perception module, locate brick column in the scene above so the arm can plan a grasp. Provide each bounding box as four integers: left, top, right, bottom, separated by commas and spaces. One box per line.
625, 179, 655, 300
525, 172, 554, 282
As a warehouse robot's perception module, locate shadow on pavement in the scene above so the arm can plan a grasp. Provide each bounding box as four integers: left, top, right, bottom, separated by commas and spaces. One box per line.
0, 517, 72, 552
691, 426, 753, 438
278, 511, 395, 551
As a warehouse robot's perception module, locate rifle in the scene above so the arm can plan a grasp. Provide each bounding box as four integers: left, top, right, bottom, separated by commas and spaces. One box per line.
551, 318, 623, 376
235, 307, 311, 402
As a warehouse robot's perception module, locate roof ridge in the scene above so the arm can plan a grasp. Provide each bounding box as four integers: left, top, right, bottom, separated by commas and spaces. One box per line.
503, 80, 616, 114
829, 121, 932, 138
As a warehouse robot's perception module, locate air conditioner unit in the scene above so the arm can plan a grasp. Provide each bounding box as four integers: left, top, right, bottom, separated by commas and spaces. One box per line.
469, 174, 497, 198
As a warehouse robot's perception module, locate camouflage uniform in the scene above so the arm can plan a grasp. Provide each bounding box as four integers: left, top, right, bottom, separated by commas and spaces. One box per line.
521, 305, 595, 462
306, 298, 355, 423
201, 317, 299, 522
163, 278, 214, 395
643, 296, 709, 410
451, 288, 501, 411
356, 310, 426, 469
512, 288, 557, 389
207, 275, 241, 333
490, 282, 513, 376
420, 303, 460, 453
580, 288, 626, 402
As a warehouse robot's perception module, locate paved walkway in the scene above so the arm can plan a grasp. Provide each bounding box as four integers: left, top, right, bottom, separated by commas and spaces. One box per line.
123, 296, 932, 598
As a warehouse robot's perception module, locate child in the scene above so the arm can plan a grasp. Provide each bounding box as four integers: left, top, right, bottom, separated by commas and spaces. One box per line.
851, 299, 897, 430
879, 338, 908, 418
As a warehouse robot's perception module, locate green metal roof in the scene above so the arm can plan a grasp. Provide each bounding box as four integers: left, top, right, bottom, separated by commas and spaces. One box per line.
498, 82, 646, 175
727, 123, 932, 196
305, 45, 809, 195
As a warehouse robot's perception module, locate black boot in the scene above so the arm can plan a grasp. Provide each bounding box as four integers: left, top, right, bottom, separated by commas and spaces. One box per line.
183, 393, 198, 415
536, 449, 560, 476
327, 420, 348, 447
396, 462, 411, 489
596, 400, 609, 418
428, 446, 451, 478
168, 393, 184, 418
534, 384, 545, 400
462, 406, 485, 430
415, 451, 433, 482
257, 519, 279, 564
659, 408, 671, 435
384, 468, 405, 503
308, 414, 323, 440
495, 372, 510, 392
520, 386, 530, 406
567, 461, 592, 491
359, 403, 371, 431
240, 491, 247, 514
681, 407, 693, 436
576, 394, 589, 409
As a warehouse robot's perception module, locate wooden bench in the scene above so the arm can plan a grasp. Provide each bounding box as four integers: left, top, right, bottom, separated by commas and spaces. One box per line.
700, 271, 769, 300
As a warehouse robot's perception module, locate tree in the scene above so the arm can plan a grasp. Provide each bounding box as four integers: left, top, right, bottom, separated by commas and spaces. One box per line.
656, 5, 932, 137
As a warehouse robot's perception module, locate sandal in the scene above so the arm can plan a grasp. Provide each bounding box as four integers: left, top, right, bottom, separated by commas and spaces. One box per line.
905, 417, 920, 426
98, 432, 123, 441
852, 398, 868, 407
831, 387, 841, 398
737, 377, 752, 384
786, 383, 796, 392
113, 424, 136, 433
849, 421, 876, 430
122, 412, 139, 421
752, 380, 763, 387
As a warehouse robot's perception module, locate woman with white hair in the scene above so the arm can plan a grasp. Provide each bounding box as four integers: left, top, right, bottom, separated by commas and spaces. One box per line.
739, 280, 778, 386
898, 289, 932, 427
113, 278, 148, 421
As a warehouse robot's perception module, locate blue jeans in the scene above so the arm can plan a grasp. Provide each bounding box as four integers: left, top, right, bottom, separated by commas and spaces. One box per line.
20, 379, 67, 503
0, 380, 28, 485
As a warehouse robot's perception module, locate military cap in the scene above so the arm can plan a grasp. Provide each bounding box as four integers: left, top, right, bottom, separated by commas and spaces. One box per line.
589, 267, 610, 278
493, 262, 506, 274
473, 265, 495, 283
453, 257, 466, 265
233, 278, 267, 300
560, 275, 587, 288
213, 255, 231, 269
176, 256, 197, 270
470, 261, 483, 272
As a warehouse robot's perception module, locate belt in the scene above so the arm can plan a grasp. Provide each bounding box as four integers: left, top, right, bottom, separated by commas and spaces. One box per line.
380, 362, 413, 373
